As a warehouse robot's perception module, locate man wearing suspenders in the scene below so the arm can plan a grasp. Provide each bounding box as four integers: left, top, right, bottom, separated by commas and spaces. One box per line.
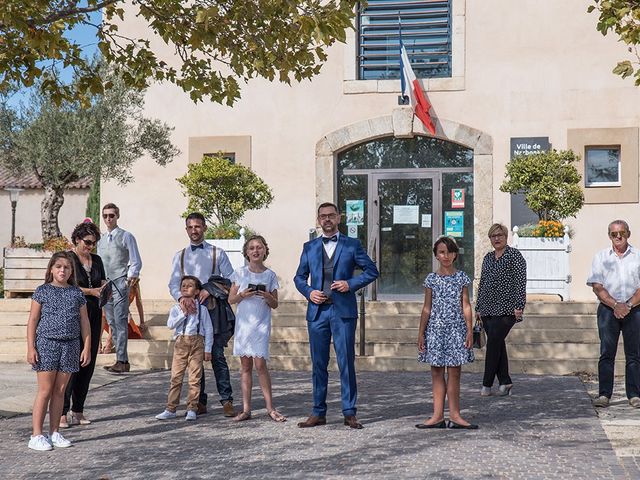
168, 212, 235, 416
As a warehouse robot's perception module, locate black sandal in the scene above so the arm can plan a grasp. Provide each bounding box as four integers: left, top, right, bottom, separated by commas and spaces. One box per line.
446, 420, 479, 429
415, 420, 446, 429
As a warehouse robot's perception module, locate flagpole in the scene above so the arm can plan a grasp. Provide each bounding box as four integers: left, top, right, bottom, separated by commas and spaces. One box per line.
398, 12, 409, 105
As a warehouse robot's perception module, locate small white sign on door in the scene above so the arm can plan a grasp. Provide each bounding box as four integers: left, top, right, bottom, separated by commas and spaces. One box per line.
347, 224, 358, 238
421, 214, 432, 228
393, 205, 419, 224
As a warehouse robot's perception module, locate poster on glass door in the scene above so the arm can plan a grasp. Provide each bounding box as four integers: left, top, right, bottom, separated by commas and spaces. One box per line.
451, 188, 465, 208
445, 211, 464, 238
345, 200, 364, 225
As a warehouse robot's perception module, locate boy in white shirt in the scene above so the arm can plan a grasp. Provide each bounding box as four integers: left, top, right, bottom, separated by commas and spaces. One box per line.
156, 276, 213, 421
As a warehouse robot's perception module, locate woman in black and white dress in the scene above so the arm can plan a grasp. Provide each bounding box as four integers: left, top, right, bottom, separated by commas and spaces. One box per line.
475, 223, 527, 397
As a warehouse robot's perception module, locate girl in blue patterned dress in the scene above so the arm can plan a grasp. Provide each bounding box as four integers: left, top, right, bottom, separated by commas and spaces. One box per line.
26, 252, 92, 451
416, 237, 477, 429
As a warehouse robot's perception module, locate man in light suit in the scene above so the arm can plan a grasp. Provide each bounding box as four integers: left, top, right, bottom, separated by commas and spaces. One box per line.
294, 202, 379, 429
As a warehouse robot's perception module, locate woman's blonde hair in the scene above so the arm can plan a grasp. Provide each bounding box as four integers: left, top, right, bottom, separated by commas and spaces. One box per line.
488, 223, 508, 238
242, 235, 269, 260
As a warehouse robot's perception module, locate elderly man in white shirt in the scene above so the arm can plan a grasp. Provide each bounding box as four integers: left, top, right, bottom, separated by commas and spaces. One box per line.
587, 219, 640, 409
168, 212, 235, 417
98, 202, 143, 374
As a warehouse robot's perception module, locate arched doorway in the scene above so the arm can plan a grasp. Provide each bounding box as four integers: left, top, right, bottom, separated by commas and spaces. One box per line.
337, 136, 474, 298
315, 110, 494, 300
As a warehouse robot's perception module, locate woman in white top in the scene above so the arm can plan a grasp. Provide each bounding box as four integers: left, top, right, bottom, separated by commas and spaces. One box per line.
228, 235, 285, 422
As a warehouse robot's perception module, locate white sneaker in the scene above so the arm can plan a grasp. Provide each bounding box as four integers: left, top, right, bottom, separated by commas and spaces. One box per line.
28, 434, 53, 451
185, 410, 197, 421
49, 431, 72, 448
155, 409, 177, 420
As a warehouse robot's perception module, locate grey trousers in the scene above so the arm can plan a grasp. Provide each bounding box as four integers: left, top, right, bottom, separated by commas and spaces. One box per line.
104, 276, 130, 363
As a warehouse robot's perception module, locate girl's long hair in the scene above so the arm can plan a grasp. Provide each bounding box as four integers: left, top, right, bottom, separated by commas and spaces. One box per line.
44, 252, 77, 286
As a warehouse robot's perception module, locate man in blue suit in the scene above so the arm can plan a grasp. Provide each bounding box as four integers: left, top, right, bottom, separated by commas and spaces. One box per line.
294, 202, 379, 429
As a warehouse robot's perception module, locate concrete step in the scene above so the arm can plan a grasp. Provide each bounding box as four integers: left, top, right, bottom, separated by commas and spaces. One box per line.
0, 299, 602, 315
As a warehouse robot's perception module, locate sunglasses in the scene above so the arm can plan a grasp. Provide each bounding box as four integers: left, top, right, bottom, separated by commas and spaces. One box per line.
82, 238, 96, 246
609, 231, 629, 239
102, 213, 116, 219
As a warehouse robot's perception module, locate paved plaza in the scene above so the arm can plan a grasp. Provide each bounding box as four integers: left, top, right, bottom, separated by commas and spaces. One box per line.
1, 366, 639, 479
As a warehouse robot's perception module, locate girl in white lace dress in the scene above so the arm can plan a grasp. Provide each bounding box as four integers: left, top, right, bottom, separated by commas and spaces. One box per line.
228, 235, 286, 422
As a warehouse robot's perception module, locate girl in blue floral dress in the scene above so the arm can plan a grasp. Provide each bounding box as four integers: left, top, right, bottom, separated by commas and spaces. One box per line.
416, 237, 477, 429
26, 252, 91, 451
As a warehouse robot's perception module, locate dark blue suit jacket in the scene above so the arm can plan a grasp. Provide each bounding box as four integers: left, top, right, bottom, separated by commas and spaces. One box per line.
294, 234, 379, 321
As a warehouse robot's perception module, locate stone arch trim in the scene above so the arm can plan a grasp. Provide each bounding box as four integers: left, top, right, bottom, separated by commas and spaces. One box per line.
315, 107, 494, 280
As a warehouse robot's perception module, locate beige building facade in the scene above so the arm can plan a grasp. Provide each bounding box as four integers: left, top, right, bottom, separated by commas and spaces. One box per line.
104, 0, 640, 301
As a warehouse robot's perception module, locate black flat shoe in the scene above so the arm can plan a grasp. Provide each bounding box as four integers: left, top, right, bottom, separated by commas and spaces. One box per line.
447, 420, 479, 430
415, 420, 446, 429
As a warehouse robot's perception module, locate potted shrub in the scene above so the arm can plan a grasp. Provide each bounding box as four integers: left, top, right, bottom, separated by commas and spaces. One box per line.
500, 150, 584, 300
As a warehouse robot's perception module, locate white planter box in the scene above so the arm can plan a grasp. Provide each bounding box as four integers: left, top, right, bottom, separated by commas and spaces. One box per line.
512, 226, 571, 300
3, 248, 50, 296
206, 228, 246, 272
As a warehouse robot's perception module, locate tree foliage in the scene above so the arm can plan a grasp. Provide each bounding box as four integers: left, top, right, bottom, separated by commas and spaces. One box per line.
177, 154, 274, 228
0, 69, 179, 240
589, 1, 640, 85
499, 149, 585, 222
0, 0, 358, 106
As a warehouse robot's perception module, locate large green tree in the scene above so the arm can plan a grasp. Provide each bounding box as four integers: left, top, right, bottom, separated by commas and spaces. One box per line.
500, 150, 585, 222
0, 70, 179, 240
0, 0, 358, 106
589, 1, 640, 85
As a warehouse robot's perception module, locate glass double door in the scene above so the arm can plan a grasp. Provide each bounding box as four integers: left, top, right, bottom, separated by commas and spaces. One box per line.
370, 172, 474, 298
338, 170, 474, 299
372, 173, 438, 298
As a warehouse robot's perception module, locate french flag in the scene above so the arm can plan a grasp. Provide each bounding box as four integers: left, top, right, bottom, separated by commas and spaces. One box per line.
400, 36, 436, 135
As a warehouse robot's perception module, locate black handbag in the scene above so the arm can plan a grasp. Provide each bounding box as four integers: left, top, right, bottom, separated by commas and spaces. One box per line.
472, 318, 485, 349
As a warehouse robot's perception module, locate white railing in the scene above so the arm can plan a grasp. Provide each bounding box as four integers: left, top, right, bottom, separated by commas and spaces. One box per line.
206, 227, 246, 272
512, 225, 571, 300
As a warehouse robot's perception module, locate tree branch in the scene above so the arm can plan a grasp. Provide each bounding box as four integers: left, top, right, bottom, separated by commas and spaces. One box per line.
29, 0, 123, 27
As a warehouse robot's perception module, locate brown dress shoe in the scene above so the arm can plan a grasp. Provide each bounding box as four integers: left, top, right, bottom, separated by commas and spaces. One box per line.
297, 415, 327, 428
222, 401, 235, 417
123, 362, 131, 372
103, 361, 118, 371
343, 415, 363, 429
197, 403, 208, 415
107, 361, 127, 374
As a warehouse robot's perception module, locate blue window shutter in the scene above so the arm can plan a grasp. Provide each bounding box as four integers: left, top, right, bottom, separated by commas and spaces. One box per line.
358, 0, 452, 80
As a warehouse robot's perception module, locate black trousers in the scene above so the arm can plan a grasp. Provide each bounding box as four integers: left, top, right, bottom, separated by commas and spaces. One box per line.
482, 315, 517, 388
63, 303, 102, 415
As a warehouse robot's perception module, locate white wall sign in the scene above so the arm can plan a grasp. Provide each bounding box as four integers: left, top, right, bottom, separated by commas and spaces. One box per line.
393, 205, 419, 224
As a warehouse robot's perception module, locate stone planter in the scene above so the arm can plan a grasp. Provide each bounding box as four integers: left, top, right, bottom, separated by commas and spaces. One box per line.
512, 226, 572, 300
3, 248, 51, 297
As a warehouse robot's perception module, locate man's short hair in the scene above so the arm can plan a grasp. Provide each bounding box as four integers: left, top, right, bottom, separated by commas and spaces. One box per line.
185, 212, 206, 226
608, 219, 630, 233
102, 203, 120, 216
317, 202, 339, 215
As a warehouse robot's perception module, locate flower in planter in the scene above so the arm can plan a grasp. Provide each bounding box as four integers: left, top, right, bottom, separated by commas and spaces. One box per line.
533, 220, 565, 238
43, 236, 72, 252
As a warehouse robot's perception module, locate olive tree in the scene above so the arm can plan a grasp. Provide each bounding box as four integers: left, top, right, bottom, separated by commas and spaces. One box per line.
0, 71, 179, 240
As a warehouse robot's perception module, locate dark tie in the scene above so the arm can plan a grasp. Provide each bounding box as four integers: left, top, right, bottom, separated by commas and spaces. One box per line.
191, 243, 204, 251
322, 235, 338, 244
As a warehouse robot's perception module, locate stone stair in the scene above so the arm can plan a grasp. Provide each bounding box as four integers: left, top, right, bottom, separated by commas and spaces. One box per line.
0, 298, 623, 374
